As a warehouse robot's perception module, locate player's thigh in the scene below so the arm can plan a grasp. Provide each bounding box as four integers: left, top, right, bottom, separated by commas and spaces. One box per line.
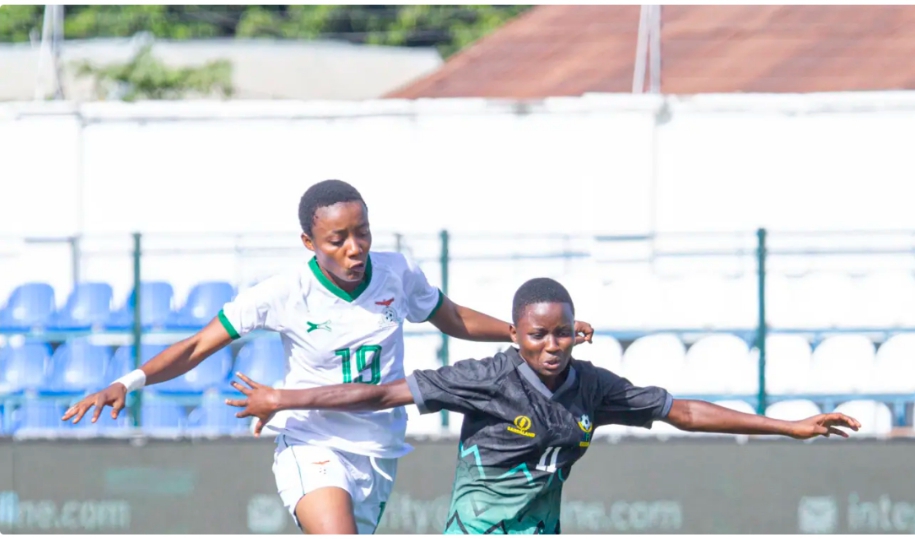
272, 441, 358, 534
296, 487, 358, 535
351, 456, 399, 534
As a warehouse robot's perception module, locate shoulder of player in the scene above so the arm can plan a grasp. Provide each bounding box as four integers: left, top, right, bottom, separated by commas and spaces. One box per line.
570, 358, 624, 387
369, 250, 412, 274
368, 251, 430, 295
449, 349, 517, 380
570, 358, 598, 373
239, 271, 299, 299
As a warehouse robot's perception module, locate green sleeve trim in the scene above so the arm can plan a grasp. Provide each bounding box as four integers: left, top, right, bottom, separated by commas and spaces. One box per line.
422, 289, 445, 323
218, 309, 241, 340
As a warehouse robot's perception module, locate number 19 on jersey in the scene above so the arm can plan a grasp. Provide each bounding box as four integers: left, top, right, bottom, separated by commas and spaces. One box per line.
335, 345, 382, 385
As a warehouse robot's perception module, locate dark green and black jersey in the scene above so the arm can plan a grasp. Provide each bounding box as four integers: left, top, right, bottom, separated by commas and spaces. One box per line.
405, 347, 672, 535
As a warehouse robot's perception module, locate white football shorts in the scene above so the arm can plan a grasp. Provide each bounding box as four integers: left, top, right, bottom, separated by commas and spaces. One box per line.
273, 435, 398, 534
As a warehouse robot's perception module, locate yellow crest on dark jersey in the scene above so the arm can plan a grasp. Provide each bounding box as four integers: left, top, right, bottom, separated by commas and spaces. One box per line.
578, 414, 593, 447
507, 415, 535, 438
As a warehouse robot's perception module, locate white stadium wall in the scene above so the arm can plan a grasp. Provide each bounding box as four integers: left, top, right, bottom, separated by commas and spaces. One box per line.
3, 92, 915, 239
654, 94, 915, 234
71, 98, 657, 237
3, 92, 915, 317
7, 94, 915, 405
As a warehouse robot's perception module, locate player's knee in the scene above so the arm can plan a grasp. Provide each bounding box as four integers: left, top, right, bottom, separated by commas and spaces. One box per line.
295, 487, 358, 534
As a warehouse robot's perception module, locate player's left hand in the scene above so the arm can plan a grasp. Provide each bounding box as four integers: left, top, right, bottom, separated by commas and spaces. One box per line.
574, 320, 594, 345
226, 372, 280, 437
789, 413, 861, 440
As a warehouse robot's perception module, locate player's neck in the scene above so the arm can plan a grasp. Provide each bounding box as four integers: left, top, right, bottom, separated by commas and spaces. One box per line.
321, 267, 363, 293
311, 258, 368, 294
537, 366, 570, 392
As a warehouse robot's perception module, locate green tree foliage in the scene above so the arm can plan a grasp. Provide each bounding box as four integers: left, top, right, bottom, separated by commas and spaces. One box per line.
74, 44, 234, 101
0, 5, 43, 42
0, 5, 530, 57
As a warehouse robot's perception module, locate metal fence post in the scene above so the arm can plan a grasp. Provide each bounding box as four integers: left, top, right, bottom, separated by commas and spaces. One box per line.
756, 228, 768, 415
131, 232, 143, 428
439, 229, 450, 428
69, 235, 81, 286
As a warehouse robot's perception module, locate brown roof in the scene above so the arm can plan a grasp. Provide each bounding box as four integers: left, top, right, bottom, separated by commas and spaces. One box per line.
387, 5, 915, 99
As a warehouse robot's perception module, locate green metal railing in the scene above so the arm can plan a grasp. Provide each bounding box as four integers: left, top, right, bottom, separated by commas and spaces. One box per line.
0, 229, 788, 425
755, 228, 767, 415
115, 227, 774, 426
438, 230, 450, 429
13, 227, 915, 433
132, 232, 143, 427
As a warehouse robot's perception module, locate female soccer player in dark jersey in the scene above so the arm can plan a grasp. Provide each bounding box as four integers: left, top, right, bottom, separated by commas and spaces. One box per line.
227, 277, 861, 535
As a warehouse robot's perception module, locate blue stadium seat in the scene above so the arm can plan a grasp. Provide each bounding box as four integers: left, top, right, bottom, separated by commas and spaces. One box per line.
0, 283, 55, 332
109, 344, 167, 381
0, 343, 51, 393
223, 337, 286, 393
141, 398, 187, 431
50, 283, 114, 331
151, 348, 233, 394
107, 282, 175, 331
189, 392, 250, 434
44, 340, 112, 394
167, 282, 235, 330
13, 398, 68, 432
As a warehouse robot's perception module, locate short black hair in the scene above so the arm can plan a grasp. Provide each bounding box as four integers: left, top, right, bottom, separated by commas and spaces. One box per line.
298, 180, 366, 236
511, 277, 575, 324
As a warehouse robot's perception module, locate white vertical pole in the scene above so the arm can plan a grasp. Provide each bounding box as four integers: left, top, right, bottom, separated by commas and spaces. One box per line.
649, 5, 662, 94
34, 5, 64, 100
632, 5, 650, 94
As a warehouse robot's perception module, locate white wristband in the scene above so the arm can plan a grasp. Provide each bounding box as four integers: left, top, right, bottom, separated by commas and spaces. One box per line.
114, 369, 146, 393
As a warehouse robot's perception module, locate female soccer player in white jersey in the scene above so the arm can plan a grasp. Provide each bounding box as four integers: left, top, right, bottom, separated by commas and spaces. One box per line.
63, 180, 595, 535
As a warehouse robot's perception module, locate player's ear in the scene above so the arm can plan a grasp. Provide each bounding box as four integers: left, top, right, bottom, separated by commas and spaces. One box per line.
301, 233, 315, 252
509, 323, 518, 345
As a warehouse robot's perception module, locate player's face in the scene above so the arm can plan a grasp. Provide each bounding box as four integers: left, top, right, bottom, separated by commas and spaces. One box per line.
301, 201, 372, 289
511, 302, 576, 386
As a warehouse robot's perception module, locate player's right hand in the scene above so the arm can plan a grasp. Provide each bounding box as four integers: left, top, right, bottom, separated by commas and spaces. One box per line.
61, 383, 128, 424
226, 372, 280, 437
788, 412, 861, 439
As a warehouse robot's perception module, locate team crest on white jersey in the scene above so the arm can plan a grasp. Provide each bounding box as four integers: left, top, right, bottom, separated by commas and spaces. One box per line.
375, 297, 401, 328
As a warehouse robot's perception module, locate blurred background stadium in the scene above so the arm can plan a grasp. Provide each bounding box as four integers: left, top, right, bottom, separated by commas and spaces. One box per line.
3, 4, 915, 534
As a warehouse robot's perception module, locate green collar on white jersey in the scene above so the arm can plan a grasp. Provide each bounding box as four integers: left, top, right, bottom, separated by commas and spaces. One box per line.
308, 255, 373, 303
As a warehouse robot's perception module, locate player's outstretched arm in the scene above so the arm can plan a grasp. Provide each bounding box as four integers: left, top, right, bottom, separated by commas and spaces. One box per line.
429, 294, 594, 344
61, 317, 233, 425
227, 373, 415, 437
428, 294, 511, 342
663, 399, 861, 439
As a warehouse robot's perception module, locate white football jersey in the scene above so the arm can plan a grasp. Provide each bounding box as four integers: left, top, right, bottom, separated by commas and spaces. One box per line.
218, 251, 443, 458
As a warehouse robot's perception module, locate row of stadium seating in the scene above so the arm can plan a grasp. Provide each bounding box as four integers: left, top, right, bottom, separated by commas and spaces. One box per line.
2, 397, 894, 437
602, 399, 894, 438
2, 393, 254, 436
0, 337, 285, 395
0, 281, 234, 332
8, 271, 915, 334
3, 332, 914, 398
455, 270, 915, 330
572, 333, 915, 396
2, 331, 911, 435
0, 336, 285, 434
